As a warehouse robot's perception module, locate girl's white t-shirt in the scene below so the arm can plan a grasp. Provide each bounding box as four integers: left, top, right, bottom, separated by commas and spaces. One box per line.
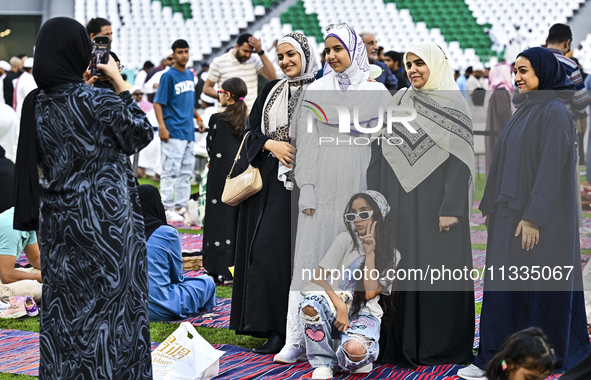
315, 232, 400, 323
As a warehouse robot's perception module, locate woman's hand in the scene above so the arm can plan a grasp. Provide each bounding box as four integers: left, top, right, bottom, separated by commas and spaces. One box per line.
83, 70, 98, 85
485, 215, 489, 230
439, 216, 458, 232
515, 219, 539, 251
360, 221, 377, 255
333, 300, 350, 332
263, 140, 295, 168
300, 185, 316, 215
97, 55, 121, 80
97, 55, 126, 93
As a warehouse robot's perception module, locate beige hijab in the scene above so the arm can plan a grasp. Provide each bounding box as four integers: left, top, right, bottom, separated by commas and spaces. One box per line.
378, 42, 475, 196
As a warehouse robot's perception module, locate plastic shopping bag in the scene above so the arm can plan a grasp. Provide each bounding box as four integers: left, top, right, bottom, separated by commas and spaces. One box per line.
152, 322, 225, 380
184, 199, 200, 227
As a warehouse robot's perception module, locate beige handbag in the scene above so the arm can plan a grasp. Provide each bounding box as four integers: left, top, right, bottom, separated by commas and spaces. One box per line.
221, 131, 262, 206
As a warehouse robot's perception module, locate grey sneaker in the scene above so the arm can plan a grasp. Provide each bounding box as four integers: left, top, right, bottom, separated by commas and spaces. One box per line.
273, 344, 306, 364
457, 364, 487, 380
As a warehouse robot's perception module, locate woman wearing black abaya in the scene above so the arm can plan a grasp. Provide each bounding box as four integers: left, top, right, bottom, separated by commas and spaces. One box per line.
13, 18, 153, 379
369, 42, 475, 368
230, 32, 317, 354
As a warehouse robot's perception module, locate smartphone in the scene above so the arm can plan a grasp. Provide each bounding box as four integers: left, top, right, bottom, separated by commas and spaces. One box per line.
91, 36, 111, 78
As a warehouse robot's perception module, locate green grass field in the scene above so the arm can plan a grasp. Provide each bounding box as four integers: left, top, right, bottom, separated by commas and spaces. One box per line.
0, 172, 540, 378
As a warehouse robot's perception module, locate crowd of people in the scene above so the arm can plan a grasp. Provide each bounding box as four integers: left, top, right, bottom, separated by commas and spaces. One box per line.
1, 13, 591, 380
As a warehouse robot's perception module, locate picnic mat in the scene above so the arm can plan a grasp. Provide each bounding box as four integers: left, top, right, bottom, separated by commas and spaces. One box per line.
1, 328, 567, 379
163, 297, 231, 329
471, 213, 486, 225
168, 220, 201, 230
180, 233, 203, 253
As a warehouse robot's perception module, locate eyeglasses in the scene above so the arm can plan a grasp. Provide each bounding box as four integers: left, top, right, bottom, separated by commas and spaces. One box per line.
167, 57, 174, 61
132, 92, 144, 96
217, 90, 230, 96
344, 210, 374, 222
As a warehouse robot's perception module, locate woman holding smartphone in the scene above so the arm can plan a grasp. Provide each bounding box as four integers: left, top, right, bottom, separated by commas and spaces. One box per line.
14, 17, 154, 380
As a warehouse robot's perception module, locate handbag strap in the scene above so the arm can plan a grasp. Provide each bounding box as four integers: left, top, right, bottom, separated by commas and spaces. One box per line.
227, 131, 250, 179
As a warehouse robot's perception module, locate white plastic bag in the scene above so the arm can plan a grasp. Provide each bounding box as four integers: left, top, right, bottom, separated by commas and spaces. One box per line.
184, 199, 200, 227
152, 322, 224, 380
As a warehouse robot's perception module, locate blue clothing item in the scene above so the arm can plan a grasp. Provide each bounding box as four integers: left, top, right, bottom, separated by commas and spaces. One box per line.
0, 207, 36, 257
456, 75, 467, 90
160, 138, 195, 209
154, 67, 196, 141
478, 90, 589, 370
299, 293, 380, 372
147, 225, 216, 321
374, 61, 398, 91
512, 47, 580, 116
456, 75, 470, 103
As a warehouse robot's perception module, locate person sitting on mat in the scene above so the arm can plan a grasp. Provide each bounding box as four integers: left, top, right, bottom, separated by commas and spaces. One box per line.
298, 191, 399, 379
0, 207, 42, 304
137, 184, 217, 321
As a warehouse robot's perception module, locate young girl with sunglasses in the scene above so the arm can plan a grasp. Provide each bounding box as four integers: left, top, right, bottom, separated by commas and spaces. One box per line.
299, 191, 399, 379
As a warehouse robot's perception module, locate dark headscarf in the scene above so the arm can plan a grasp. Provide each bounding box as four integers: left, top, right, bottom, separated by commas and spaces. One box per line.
13, 17, 93, 231
137, 185, 168, 241
33, 17, 92, 89
517, 47, 575, 92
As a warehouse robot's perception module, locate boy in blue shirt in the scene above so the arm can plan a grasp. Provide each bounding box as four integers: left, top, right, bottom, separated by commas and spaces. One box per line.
154, 40, 204, 220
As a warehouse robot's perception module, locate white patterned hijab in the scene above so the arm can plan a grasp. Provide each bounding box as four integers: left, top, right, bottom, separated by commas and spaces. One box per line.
321, 23, 371, 91
260, 32, 318, 189
261, 32, 318, 136
305, 23, 391, 128
363, 190, 390, 219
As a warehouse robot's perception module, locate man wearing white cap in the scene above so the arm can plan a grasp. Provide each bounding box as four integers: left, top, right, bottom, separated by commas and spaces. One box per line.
0, 60, 10, 105
14, 58, 37, 119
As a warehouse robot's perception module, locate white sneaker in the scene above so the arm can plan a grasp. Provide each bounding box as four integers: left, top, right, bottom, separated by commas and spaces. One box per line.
351, 363, 372, 373
457, 364, 487, 380
273, 344, 306, 364
165, 209, 184, 222
176, 206, 187, 216
311, 366, 333, 379
0, 300, 8, 311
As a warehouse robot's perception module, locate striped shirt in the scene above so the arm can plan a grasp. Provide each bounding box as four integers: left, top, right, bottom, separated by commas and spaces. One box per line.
513, 48, 588, 119
208, 49, 263, 111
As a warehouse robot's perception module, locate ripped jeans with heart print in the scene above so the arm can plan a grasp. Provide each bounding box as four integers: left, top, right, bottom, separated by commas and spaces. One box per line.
299, 293, 380, 372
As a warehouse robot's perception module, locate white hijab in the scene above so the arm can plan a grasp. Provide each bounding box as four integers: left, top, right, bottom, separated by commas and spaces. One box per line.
261, 32, 318, 136
305, 23, 391, 127
260, 32, 319, 189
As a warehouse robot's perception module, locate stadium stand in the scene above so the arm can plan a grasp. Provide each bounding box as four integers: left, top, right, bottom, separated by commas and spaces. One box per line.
74, 0, 589, 72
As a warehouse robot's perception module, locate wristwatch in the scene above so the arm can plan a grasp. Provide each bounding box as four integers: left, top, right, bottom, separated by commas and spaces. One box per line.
258, 50, 265, 56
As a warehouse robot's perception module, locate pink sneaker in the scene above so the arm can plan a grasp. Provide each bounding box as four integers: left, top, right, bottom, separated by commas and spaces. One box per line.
0, 296, 27, 319
24, 296, 39, 317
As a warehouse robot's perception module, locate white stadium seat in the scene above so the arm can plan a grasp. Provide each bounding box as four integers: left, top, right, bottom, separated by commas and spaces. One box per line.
74, 0, 588, 72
